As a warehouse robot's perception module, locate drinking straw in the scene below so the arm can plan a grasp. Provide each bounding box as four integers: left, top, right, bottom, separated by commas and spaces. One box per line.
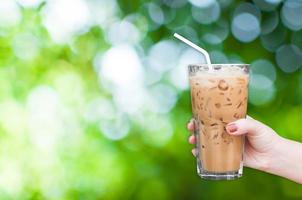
174, 33, 212, 67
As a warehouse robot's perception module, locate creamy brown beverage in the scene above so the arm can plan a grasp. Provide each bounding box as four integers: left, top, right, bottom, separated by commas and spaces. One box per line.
189, 64, 249, 180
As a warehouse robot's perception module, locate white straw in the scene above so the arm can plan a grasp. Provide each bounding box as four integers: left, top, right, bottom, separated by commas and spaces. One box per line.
173, 33, 212, 65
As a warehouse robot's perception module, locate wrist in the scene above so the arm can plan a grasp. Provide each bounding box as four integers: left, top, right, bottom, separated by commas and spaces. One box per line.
266, 136, 302, 184
266, 135, 287, 174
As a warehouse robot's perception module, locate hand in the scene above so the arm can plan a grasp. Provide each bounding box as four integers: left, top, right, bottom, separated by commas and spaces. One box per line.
187, 116, 281, 172
188, 117, 302, 184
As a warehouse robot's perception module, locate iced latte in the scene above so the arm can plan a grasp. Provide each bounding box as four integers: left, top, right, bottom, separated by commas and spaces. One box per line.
189, 64, 249, 180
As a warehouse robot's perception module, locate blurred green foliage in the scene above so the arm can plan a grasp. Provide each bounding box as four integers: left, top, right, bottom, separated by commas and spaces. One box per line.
0, 0, 301, 199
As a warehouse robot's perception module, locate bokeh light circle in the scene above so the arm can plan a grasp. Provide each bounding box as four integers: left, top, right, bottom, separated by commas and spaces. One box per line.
13, 33, 40, 60
265, 0, 282, 3
162, 9, 176, 25
147, 40, 180, 73
99, 112, 130, 141
113, 86, 147, 114
210, 51, 228, 63
228, 54, 244, 64
250, 74, 274, 88
27, 85, 64, 150
163, 0, 187, 8
231, 13, 260, 42
253, 0, 281, 11
281, 0, 302, 31
106, 20, 140, 45
99, 45, 144, 88
192, 1, 220, 25
27, 86, 61, 123
203, 20, 229, 45
276, 44, 302, 73
16, 0, 44, 8
125, 13, 149, 38
249, 74, 276, 105
219, 0, 233, 8
250, 59, 277, 82
139, 114, 174, 147
84, 98, 115, 123
96, 43, 148, 115
260, 24, 286, 52
169, 48, 204, 90
233, 3, 261, 21
149, 84, 178, 114
0, 0, 21, 28
143, 65, 163, 86
0, 100, 26, 136
261, 11, 279, 35
174, 26, 198, 45
86, 0, 118, 29
147, 3, 164, 25
189, 0, 215, 8
42, 0, 91, 43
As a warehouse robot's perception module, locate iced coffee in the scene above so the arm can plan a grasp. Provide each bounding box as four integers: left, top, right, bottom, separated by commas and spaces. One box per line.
189, 64, 249, 180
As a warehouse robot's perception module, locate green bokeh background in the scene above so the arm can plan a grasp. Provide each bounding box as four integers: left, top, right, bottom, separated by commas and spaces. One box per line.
0, 0, 302, 199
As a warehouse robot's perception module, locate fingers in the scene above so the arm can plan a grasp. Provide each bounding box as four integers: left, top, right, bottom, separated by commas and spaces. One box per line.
187, 120, 194, 131
226, 118, 264, 136
187, 119, 196, 144
187, 119, 197, 156
188, 135, 196, 144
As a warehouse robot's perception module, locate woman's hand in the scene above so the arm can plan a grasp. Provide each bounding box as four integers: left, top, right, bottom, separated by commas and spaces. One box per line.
187, 117, 302, 184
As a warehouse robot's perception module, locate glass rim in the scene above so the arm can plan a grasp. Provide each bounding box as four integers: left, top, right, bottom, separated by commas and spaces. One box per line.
188, 63, 249, 75
188, 63, 249, 67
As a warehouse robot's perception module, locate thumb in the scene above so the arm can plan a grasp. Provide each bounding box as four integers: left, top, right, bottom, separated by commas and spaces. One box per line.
226, 117, 264, 136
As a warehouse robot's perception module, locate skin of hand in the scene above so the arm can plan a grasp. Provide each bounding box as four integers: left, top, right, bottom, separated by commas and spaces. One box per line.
187, 117, 302, 184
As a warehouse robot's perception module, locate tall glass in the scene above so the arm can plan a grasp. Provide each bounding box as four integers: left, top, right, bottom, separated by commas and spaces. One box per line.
188, 64, 249, 180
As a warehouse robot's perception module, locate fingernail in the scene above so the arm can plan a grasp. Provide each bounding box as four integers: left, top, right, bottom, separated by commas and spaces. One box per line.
227, 123, 237, 134
192, 149, 197, 157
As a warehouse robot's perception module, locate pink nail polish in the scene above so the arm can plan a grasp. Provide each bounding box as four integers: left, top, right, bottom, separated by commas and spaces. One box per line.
227, 124, 237, 133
